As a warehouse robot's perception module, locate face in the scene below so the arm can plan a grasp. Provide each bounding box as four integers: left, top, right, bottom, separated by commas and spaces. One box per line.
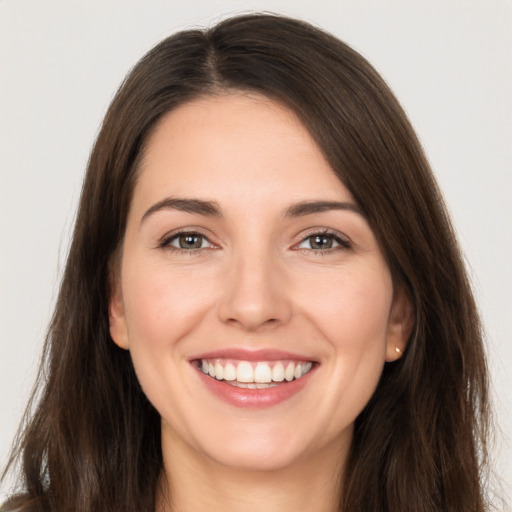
109, 93, 411, 473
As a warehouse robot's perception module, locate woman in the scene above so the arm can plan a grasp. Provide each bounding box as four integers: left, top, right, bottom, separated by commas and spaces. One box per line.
1, 13, 491, 512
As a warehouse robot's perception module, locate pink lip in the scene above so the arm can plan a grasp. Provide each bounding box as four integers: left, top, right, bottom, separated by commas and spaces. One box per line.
190, 348, 314, 362
195, 368, 316, 408
190, 348, 318, 409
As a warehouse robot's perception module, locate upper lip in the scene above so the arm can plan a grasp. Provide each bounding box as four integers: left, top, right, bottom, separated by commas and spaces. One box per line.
190, 348, 316, 362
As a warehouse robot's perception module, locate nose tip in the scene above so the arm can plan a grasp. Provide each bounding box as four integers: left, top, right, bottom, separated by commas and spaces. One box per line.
217, 257, 292, 332
222, 303, 280, 332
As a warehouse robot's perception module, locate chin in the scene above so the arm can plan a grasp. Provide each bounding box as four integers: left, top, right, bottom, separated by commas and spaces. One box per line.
206, 441, 306, 473
192, 420, 330, 473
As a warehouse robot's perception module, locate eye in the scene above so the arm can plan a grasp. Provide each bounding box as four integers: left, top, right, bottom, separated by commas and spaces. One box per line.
161, 232, 213, 251
295, 231, 350, 251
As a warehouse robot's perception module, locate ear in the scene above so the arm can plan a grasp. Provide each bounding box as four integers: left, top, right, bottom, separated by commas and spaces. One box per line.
385, 286, 414, 362
108, 271, 130, 350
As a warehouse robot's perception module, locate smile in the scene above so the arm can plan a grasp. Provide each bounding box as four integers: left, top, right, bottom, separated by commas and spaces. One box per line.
199, 359, 314, 388
191, 349, 318, 408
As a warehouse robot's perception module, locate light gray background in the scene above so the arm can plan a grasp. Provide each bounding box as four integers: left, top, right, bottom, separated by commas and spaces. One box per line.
1, 0, 511, 505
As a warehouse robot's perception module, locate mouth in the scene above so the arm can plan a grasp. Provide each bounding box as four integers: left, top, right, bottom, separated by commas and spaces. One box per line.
195, 358, 315, 389
190, 349, 319, 408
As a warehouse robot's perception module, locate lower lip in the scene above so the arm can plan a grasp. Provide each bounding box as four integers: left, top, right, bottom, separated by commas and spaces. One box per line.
194, 366, 316, 409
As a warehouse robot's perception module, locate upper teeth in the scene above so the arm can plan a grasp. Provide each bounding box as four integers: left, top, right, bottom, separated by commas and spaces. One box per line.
200, 359, 313, 384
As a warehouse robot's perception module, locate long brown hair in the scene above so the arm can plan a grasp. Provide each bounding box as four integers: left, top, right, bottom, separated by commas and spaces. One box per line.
2, 13, 491, 512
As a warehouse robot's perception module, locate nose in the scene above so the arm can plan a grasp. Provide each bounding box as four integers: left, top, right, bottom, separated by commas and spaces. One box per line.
217, 249, 292, 332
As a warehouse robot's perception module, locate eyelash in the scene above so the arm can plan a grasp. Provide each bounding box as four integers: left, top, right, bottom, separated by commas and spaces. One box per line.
158, 228, 351, 255
293, 229, 352, 255
158, 229, 215, 255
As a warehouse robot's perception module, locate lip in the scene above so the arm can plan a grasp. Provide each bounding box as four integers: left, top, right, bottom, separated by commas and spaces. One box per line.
190, 348, 315, 362
190, 348, 318, 409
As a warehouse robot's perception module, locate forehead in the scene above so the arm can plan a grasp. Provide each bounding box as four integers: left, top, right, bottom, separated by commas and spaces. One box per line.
133, 93, 354, 212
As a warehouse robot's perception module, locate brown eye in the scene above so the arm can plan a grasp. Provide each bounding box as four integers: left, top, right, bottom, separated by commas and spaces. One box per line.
295, 231, 351, 252
309, 235, 334, 250
162, 232, 211, 251
177, 234, 204, 249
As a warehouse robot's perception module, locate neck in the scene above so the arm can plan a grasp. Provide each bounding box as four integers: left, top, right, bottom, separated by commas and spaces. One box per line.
156, 426, 349, 512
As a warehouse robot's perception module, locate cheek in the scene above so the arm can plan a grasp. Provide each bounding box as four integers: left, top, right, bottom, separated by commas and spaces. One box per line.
297, 264, 393, 417
122, 262, 216, 347
299, 264, 394, 351
119, 263, 217, 413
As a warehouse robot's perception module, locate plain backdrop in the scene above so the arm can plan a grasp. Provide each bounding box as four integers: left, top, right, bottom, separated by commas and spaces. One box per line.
1, 0, 511, 505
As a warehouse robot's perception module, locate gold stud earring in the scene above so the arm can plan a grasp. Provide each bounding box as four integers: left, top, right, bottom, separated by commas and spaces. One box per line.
395, 347, 402, 355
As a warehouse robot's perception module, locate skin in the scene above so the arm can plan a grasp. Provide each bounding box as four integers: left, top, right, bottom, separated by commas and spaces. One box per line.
109, 93, 413, 512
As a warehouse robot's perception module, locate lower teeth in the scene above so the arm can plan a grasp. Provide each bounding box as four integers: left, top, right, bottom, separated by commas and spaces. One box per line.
227, 381, 279, 389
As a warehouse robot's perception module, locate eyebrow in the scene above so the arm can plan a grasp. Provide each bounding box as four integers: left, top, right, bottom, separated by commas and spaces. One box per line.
140, 197, 365, 224
284, 200, 365, 218
141, 197, 222, 224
